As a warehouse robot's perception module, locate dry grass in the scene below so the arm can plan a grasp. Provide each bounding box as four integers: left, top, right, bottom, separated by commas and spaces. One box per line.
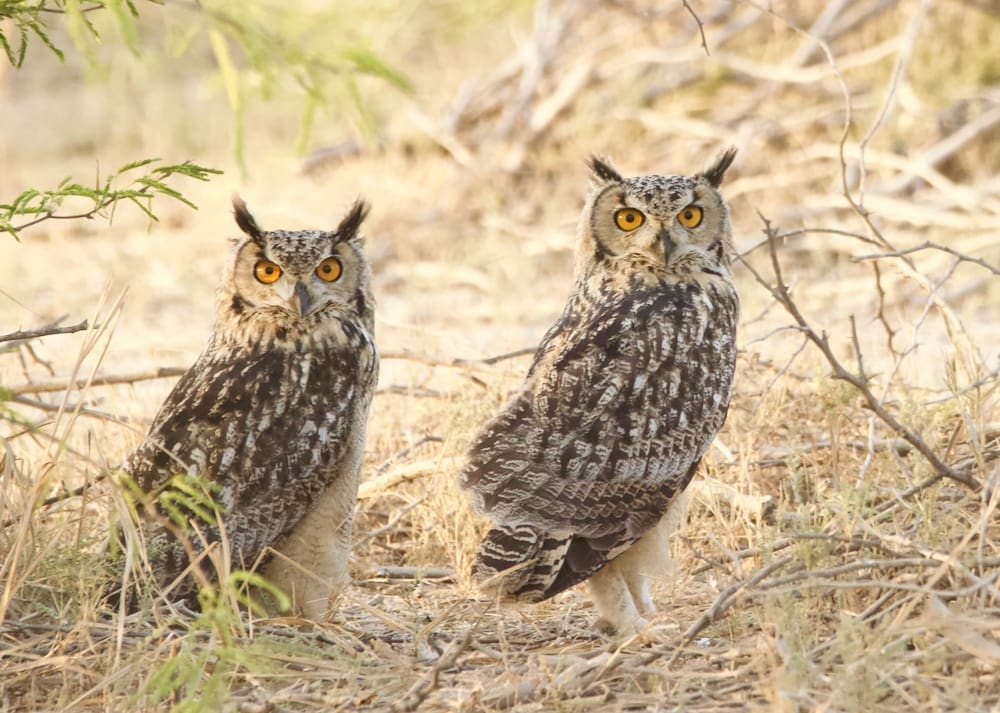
2, 0, 999, 710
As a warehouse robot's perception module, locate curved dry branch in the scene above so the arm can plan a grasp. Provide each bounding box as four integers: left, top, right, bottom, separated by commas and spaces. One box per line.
739, 214, 980, 491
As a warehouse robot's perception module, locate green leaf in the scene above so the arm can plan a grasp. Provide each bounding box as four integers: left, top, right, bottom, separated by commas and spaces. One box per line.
208, 29, 245, 173
63, 0, 100, 63
117, 157, 162, 174
341, 45, 413, 94
106, 0, 141, 56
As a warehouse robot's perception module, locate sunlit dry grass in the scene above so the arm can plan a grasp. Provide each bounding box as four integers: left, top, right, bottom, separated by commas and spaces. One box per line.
2, 0, 999, 710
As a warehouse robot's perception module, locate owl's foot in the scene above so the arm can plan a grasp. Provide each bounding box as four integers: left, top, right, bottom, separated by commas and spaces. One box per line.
592, 614, 650, 639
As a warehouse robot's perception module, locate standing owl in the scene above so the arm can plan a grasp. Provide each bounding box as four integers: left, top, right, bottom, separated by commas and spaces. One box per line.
460, 150, 739, 635
120, 197, 378, 619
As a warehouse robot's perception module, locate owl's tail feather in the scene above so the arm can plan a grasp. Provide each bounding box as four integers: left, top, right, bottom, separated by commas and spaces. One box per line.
475, 524, 641, 603
473, 524, 574, 603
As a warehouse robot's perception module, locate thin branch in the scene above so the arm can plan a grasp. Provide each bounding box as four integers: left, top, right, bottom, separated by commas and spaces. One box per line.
390, 629, 473, 712
35, 2, 105, 13
7, 367, 186, 396
379, 347, 535, 370
375, 385, 447, 399
661, 555, 796, 663
4, 161, 220, 237
367, 565, 455, 582
738, 226, 881, 259
855, 0, 930, 207
372, 435, 443, 477
738, 214, 979, 491
0, 319, 89, 345
355, 497, 427, 546
926, 367, 1000, 405
0, 475, 108, 530
680, 0, 710, 55
853, 242, 1000, 275
10, 395, 127, 424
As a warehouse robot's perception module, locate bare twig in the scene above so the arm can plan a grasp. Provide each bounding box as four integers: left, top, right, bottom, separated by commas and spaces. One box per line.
643, 554, 796, 673
380, 347, 535, 371
390, 629, 473, 712
926, 367, 1000, 405
855, 0, 930, 207
375, 385, 447, 399
355, 497, 427, 546
0, 475, 108, 530
358, 458, 458, 500
878, 103, 1000, 196
680, 0, 710, 55
738, 215, 979, 491
366, 566, 455, 582
852, 242, 1000, 275
372, 436, 444, 477
0, 319, 89, 345
7, 367, 186, 397
11, 396, 126, 424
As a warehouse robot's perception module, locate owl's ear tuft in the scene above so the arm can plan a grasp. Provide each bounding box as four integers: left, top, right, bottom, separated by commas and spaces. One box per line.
232, 195, 265, 244
587, 155, 623, 184
701, 147, 737, 187
335, 198, 370, 242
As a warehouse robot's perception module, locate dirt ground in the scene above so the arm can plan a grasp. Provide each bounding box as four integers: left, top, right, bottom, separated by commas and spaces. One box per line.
1, 1, 999, 711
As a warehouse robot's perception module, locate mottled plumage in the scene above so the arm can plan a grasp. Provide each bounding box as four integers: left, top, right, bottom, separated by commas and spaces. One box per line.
121, 197, 378, 619
460, 150, 739, 634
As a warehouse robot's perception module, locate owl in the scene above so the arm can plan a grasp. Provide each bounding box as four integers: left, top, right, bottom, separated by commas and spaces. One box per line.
118, 196, 378, 619
460, 149, 739, 635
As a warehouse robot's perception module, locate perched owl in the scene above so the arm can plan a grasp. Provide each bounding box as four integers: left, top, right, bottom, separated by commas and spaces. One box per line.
119, 197, 378, 619
460, 150, 739, 635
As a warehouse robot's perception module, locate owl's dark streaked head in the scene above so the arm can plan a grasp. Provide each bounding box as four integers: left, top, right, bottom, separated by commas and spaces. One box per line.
578, 149, 737, 276
220, 197, 374, 337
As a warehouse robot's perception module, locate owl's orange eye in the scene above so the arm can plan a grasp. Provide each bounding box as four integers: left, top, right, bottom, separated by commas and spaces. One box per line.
315, 257, 343, 282
254, 260, 282, 284
614, 208, 645, 231
677, 205, 703, 228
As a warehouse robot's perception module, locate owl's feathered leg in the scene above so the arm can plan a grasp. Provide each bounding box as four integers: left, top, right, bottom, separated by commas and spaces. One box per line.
619, 489, 691, 618
263, 476, 357, 621
587, 562, 647, 636
588, 489, 691, 634
618, 491, 688, 618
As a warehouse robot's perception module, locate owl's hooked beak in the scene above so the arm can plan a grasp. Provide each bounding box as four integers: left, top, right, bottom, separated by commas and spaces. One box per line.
293, 281, 313, 317
658, 228, 674, 262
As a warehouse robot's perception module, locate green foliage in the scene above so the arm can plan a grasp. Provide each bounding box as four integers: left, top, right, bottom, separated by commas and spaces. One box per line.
140, 597, 265, 713
1, 1, 412, 168
132, 557, 291, 710
113, 470, 291, 612
156, 473, 224, 532
225, 570, 292, 615
0, 159, 222, 240
192, 2, 413, 168
0, 0, 67, 65
1, 0, 141, 64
